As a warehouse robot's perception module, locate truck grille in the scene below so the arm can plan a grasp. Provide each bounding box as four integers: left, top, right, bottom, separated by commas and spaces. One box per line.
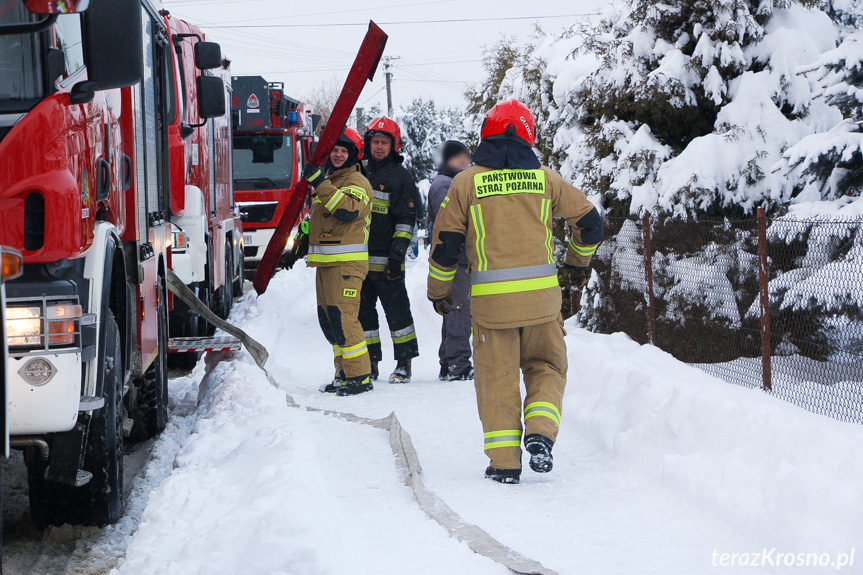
238, 202, 278, 224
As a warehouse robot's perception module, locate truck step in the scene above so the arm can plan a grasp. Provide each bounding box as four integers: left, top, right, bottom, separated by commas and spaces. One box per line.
79, 396, 106, 411
167, 336, 242, 354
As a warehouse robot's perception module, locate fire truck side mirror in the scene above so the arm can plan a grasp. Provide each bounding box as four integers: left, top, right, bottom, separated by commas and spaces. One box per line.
194, 42, 222, 71
72, 0, 143, 100
25, 0, 90, 14
197, 75, 226, 120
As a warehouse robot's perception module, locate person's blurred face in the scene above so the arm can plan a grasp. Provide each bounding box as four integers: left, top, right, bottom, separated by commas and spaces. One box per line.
330, 145, 349, 168
369, 134, 393, 161
446, 152, 471, 172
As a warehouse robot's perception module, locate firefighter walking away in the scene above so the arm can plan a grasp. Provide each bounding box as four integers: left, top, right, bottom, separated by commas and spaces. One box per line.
304, 127, 374, 397
360, 117, 421, 383
427, 99, 603, 484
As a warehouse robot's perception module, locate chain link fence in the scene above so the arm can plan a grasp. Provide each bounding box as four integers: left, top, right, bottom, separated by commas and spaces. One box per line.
573, 211, 863, 424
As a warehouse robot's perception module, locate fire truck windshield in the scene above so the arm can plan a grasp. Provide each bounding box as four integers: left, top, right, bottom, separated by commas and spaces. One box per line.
233, 133, 295, 191
0, 4, 46, 108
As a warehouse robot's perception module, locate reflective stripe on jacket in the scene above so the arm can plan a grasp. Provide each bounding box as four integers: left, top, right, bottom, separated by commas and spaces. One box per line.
308, 164, 373, 275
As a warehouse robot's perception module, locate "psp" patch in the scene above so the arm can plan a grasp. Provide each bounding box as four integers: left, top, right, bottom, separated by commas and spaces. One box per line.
343, 288, 358, 298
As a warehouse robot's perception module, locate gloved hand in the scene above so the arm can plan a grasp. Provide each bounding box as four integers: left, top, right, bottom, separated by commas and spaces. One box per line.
303, 162, 327, 188
559, 264, 590, 289
432, 294, 453, 316
386, 258, 405, 281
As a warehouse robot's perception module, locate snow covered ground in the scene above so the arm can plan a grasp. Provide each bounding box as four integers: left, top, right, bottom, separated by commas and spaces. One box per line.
110, 255, 863, 574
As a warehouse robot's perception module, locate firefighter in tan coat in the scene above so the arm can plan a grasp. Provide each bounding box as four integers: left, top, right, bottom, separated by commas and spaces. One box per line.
427, 99, 603, 484
303, 127, 374, 397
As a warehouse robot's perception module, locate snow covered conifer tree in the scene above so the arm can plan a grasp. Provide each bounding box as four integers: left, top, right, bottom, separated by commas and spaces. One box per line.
570, 0, 830, 217
782, 28, 863, 199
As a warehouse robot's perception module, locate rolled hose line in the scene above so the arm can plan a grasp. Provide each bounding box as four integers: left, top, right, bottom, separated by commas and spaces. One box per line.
171, 268, 559, 575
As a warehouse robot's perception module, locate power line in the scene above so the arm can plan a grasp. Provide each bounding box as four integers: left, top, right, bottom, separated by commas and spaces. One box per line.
202, 0, 457, 25
201, 13, 601, 29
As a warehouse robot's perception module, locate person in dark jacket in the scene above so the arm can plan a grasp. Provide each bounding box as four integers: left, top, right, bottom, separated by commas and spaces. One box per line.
427, 140, 473, 381
360, 116, 420, 383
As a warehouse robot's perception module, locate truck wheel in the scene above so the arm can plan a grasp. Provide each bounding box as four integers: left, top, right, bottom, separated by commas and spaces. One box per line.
26, 310, 125, 526
233, 246, 244, 298
131, 282, 169, 441
213, 241, 233, 321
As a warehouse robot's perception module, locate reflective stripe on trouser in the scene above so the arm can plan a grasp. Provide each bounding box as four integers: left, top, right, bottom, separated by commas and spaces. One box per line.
359, 271, 420, 362
315, 267, 371, 379
472, 315, 567, 470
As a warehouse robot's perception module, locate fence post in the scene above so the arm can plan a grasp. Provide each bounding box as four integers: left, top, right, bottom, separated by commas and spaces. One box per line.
757, 208, 772, 391
641, 211, 657, 346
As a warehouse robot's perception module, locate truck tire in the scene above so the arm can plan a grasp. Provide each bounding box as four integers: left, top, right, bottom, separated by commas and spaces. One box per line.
233, 246, 244, 298
26, 310, 125, 526
214, 241, 233, 320
131, 281, 169, 441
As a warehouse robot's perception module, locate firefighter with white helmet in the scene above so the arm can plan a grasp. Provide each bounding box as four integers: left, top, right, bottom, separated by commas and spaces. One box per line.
427, 99, 604, 484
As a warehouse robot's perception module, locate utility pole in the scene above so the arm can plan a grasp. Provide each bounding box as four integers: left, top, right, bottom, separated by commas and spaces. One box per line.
383, 56, 400, 117
355, 107, 364, 132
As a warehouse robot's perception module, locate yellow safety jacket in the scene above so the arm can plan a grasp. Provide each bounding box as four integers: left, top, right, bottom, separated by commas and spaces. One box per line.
428, 165, 599, 329
308, 163, 372, 276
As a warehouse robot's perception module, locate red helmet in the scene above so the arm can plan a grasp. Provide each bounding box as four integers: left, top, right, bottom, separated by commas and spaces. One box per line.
480, 98, 536, 147
336, 127, 364, 158
365, 116, 402, 152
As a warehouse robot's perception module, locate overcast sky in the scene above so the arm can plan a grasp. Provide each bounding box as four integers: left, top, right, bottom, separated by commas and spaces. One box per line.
162, 0, 606, 112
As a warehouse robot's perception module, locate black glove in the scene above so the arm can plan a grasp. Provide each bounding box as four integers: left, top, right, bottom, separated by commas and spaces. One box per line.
303, 162, 327, 188
386, 258, 405, 281
559, 264, 590, 289
432, 294, 453, 316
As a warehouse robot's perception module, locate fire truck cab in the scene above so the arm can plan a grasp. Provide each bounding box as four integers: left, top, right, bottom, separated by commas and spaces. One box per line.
165, 15, 243, 353
231, 76, 316, 276
0, 0, 227, 526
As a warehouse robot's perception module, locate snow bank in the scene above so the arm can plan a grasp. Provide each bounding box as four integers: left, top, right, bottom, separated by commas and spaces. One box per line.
566, 328, 863, 555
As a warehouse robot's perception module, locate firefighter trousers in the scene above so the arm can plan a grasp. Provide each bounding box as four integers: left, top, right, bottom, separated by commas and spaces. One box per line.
472, 316, 568, 470
359, 271, 420, 362
316, 267, 371, 379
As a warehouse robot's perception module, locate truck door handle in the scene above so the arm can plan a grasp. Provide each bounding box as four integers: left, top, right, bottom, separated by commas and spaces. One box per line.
97, 157, 111, 201
122, 154, 133, 192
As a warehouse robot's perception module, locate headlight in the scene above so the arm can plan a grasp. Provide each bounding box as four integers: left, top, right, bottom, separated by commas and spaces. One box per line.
6, 302, 82, 349
6, 306, 41, 347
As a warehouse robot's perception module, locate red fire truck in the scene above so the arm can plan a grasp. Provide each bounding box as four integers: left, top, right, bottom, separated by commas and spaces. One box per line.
165, 15, 243, 353
231, 77, 317, 275
0, 0, 227, 526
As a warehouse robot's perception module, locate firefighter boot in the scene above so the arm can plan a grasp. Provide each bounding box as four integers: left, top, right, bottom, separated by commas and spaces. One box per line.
389, 359, 412, 384
320, 371, 347, 394
524, 434, 554, 473
370, 361, 379, 381
485, 466, 521, 485
336, 376, 374, 397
